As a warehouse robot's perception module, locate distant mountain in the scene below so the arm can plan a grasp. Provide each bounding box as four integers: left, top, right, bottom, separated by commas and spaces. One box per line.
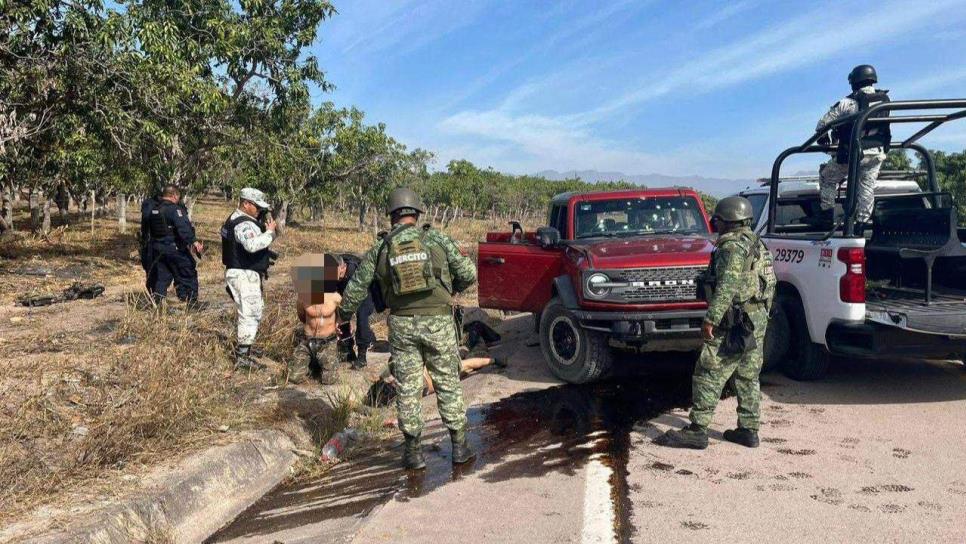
534, 169, 756, 197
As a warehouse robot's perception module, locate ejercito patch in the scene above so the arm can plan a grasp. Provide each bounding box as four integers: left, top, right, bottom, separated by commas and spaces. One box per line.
389, 252, 429, 266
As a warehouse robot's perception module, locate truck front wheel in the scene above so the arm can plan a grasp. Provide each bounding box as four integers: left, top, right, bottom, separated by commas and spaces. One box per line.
539, 298, 612, 384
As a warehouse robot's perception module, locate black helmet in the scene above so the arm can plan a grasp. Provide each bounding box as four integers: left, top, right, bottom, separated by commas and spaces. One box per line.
386, 187, 426, 217
712, 196, 754, 223
848, 64, 877, 90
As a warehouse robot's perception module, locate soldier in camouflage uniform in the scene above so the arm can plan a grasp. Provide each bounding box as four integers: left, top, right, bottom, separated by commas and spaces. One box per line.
817, 64, 890, 229
338, 187, 477, 470
657, 196, 776, 450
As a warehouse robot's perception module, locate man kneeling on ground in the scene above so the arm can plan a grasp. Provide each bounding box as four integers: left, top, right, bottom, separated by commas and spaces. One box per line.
292, 254, 342, 385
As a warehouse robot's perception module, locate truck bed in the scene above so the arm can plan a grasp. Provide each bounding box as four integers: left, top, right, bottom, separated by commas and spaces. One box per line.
866, 287, 966, 335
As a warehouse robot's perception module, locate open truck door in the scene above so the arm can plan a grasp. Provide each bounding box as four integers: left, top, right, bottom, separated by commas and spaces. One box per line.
477, 231, 563, 313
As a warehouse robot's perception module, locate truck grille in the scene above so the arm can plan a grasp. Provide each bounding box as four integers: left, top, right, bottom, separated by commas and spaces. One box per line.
610, 266, 704, 303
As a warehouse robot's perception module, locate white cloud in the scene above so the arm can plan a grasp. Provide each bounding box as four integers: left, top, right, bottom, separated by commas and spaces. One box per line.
693, 0, 756, 31
899, 68, 966, 98
438, 109, 670, 174
438, 0, 966, 178
436, 0, 642, 112
326, 0, 490, 59
575, 0, 966, 125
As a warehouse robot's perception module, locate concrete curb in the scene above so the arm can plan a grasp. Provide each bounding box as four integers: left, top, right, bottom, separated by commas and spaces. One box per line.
4, 430, 297, 544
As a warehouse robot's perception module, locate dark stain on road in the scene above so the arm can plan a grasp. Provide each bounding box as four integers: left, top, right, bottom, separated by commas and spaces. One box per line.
206, 369, 691, 543
465, 370, 692, 543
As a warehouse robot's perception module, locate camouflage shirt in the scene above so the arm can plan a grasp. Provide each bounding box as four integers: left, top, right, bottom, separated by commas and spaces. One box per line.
338, 222, 476, 320
704, 226, 761, 327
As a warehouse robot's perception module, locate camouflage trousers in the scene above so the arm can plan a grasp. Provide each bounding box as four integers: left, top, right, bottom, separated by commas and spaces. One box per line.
291, 332, 338, 383
225, 269, 263, 346
690, 309, 768, 431
388, 314, 467, 437
819, 152, 885, 223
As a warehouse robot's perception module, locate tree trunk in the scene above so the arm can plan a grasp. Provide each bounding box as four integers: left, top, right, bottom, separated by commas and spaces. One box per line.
184, 195, 195, 221
29, 189, 42, 232
357, 201, 369, 232
42, 198, 52, 235
117, 193, 127, 233
275, 199, 289, 235
1, 182, 14, 233
90, 189, 96, 236
371, 209, 379, 236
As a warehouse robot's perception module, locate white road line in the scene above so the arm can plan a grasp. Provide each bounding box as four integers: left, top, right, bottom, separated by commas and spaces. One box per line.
581, 453, 617, 544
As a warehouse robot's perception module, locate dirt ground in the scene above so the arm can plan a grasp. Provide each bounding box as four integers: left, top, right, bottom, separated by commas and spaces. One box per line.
205, 312, 966, 544
0, 196, 492, 527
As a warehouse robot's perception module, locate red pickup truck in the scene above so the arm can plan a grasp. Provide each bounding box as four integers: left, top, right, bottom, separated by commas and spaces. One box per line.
478, 188, 714, 383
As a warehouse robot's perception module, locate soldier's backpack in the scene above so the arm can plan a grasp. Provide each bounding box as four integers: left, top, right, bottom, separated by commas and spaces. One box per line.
382, 225, 435, 296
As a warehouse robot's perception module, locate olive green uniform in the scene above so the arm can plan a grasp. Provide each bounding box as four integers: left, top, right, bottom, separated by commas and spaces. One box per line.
691, 227, 776, 431
339, 223, 476, 438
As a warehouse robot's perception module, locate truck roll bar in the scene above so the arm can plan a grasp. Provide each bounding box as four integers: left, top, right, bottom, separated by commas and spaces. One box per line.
767, 99, 966, 237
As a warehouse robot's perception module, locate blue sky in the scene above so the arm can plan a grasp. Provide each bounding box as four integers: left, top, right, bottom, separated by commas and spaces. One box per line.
312, 0, 966, 179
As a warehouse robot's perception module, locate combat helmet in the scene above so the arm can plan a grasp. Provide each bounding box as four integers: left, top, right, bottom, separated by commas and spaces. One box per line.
848, 64, 877, 90
712, 196, 754, 223
386, 187, 426, 217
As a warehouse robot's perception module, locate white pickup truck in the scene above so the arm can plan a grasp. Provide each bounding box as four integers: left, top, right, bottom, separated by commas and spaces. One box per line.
733, 98, 966, 380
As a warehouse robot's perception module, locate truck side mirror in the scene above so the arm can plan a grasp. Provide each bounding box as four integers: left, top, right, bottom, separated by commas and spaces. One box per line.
536, 226, 561, 249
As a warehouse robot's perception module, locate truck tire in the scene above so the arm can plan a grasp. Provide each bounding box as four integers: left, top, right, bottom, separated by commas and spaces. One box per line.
780, 294, 831, 381
539, 298, 612, 384
762, 301, 790, 372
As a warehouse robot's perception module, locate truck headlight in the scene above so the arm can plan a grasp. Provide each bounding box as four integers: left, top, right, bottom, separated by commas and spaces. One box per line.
586, 273, 610, 298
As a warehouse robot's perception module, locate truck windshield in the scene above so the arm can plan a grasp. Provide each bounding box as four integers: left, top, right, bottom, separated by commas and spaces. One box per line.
574, 196, 708, 239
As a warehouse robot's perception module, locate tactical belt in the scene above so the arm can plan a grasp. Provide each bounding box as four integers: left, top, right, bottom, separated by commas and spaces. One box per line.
390, 307, 452, 317
305, 333, 338, 344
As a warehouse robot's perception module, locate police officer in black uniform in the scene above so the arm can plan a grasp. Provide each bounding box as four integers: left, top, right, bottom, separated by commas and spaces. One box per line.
139, 192, 162, 292
146, 185, 203, 304
335, 253, 377, 370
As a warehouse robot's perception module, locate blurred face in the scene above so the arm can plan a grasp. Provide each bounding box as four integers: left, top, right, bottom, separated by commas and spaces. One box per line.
240, 200, 259, 216
337, 263, 347, 280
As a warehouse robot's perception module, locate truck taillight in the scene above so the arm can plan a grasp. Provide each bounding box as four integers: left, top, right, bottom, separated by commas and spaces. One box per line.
837, 247, 866, 303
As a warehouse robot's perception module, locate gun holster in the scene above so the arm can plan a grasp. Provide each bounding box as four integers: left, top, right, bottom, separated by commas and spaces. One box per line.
718, 305, 757, 356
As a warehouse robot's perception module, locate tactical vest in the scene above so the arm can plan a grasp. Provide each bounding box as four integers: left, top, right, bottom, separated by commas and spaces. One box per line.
702, 230, 776, 307
834, 89, 891, 164
374, 224, 453, 315
148, 201, 174, 240
221, 215, 272, 272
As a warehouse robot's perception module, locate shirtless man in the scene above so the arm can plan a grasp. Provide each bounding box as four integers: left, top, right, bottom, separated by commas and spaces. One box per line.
292, 254, 342, 385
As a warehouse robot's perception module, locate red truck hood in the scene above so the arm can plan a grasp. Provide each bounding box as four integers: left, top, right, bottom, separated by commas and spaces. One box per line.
571, 235, 714, 269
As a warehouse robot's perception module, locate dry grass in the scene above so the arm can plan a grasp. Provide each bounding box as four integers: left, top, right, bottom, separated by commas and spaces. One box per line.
0, 195, 495, 524
0, 303, 266, 521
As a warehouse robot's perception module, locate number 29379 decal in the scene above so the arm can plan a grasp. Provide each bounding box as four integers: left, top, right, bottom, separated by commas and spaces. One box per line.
774, 247, 806, 263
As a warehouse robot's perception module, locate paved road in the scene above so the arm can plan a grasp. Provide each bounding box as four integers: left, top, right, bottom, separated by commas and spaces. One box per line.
209, 314, 966, 543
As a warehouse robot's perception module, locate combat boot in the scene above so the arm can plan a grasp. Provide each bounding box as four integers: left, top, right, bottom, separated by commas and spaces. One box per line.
403, 433, 426, 470
351, 347, 368, 370
450, 430, 475, 465
655, 423, 709, 450
723, 427, 760, 448
337, 338, 356, 364
234, 345, 266, 371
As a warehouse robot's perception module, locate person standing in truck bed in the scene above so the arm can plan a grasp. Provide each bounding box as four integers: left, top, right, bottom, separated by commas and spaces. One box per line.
817, 64, 891, 231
